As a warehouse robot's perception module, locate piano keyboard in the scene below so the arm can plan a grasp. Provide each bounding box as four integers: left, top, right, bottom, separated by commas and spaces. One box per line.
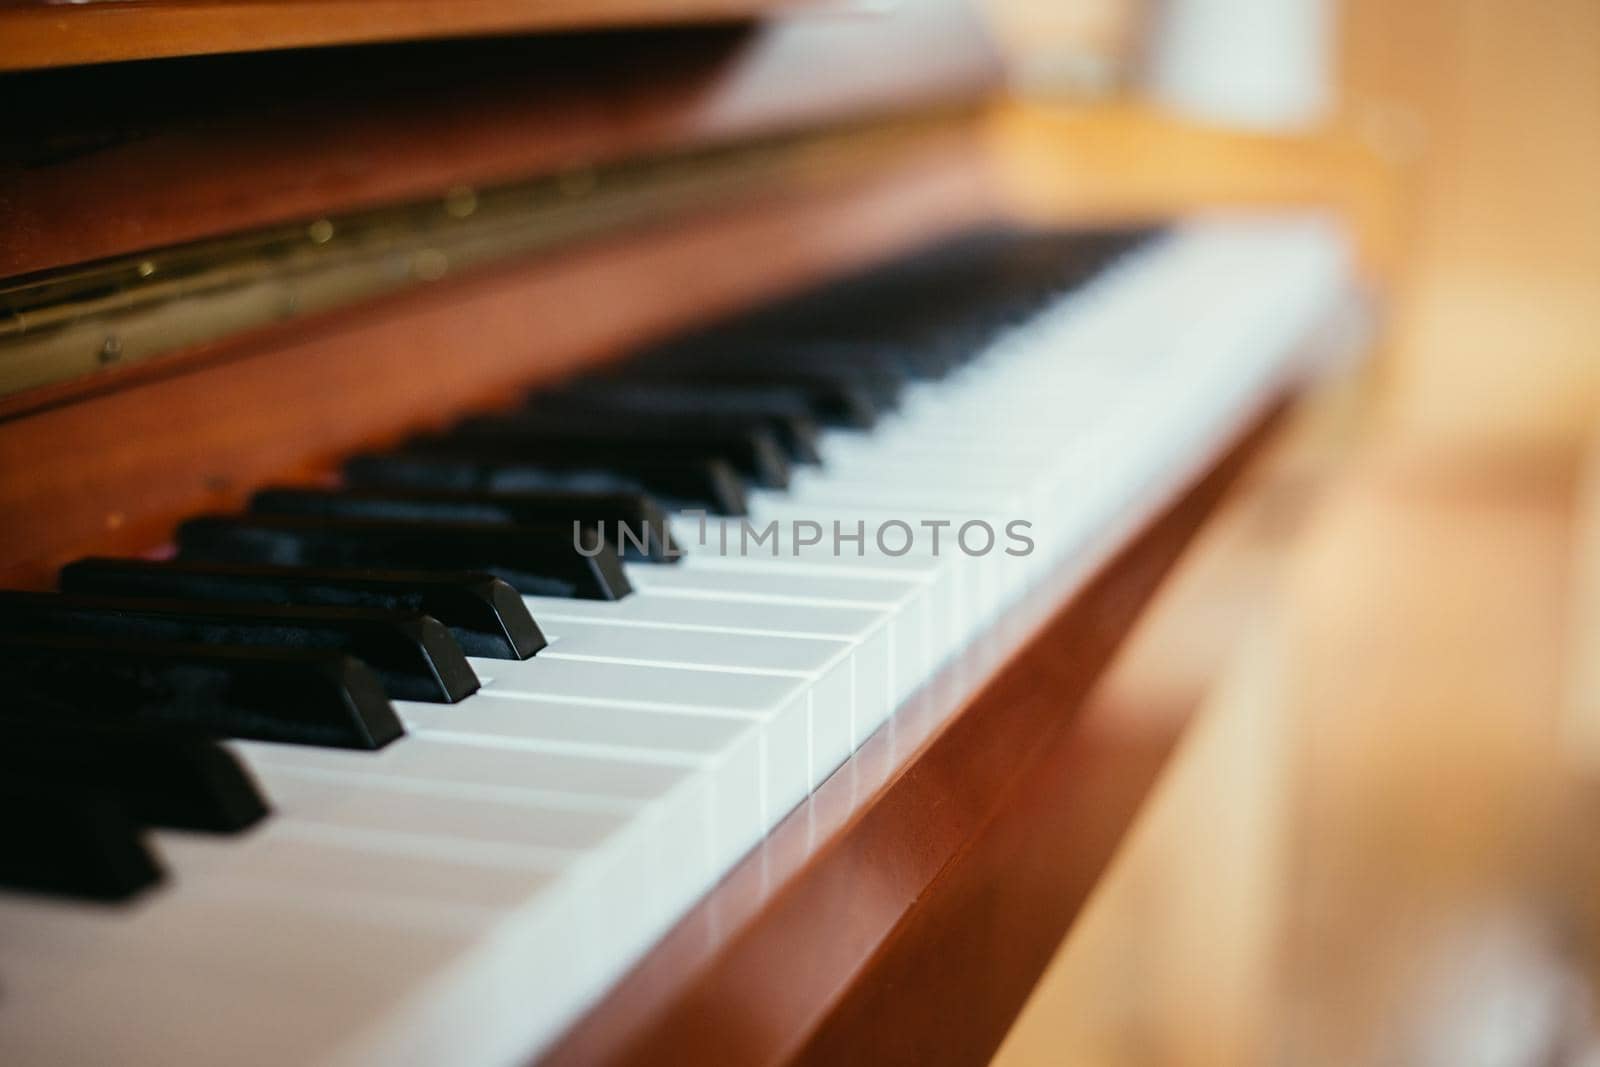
0, 217, 1349, 1067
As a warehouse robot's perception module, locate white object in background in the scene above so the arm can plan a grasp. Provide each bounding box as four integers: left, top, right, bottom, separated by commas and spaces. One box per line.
1146, 0, 1336, 131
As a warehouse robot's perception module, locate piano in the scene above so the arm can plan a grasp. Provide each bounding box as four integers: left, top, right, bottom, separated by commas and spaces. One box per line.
0, 2, 1353, 1064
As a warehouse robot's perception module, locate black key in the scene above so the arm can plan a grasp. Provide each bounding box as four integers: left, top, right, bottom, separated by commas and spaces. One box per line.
774, 340, 962, 380
0, 591, 477, 704
0, 634, 401, 750
0, 713, 269, 833
442, 419, 791, 490
60, 560, 544, 660
249, 486, 681, 563
518, 396, 822, 465
177, 514, 631, 600
544, 383, 832, 463
825, 339, 963, 380
660, 335, 950, 383
609, 367, 884, 426
346, 449, 748, 515
0, 782, 163, 900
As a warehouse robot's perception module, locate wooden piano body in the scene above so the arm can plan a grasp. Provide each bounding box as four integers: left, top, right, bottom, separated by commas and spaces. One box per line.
0, 3, 1345, 1063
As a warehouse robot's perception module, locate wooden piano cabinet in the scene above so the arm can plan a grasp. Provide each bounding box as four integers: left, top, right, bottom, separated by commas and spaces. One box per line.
541, 399, 1288, 1067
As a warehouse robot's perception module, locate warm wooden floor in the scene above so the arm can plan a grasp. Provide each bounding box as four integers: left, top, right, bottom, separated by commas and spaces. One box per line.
986, 0, 1600, 1062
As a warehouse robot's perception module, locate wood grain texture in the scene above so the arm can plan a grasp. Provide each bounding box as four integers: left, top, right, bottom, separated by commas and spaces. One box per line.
538, 400, 1287, 1067
0, 129, 997, 587
0, 0, 999, 278
0, 0, 812, 71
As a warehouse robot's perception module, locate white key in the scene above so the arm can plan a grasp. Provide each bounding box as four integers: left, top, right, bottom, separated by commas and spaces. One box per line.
397, 693, 762, 867
232, 734, 719, 929
666, 518, 955, 700
468, 657, 810, 830
536, 620, 857, 782
0, 891, 484, 1067
627, 560, 937, 706
525, 593, 897, 744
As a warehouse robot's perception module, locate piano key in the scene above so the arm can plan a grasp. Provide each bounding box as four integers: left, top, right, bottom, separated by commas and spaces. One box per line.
228, 734, 708, 915
346, 448, 749, 515
515, 399, 824, 465
177, 514, 631, 600
249, 486, 681, 563
440, 419, 792, 490
679, 340, 936, 386
131, 828, 607, 1045
662, 518, 954, 696
58, 560, 545, 660
793, 447, 1057, 487
147, 767, 659, 1003
539, 614, 851, 675
0, 791, 686, 1067
154, 821, 561, 915
0, 591, 478, 704
0, 716, 268, 833
524, 592, 896, 745
769, 329, 973, 377
225, 736, 718, 975
738, 499, 1023, 635
0, 782, 164, 900
539, 381, 825, 462
607, 367, 883, 427
535, 619, 857, 782
627, 363, 902, 411
622, 562, 922, 607
392, 695, 764, 865
780, 468, 1029, 514
0, 634, 402, 749
246, 765, 630, 859
0, 889, 491, 1067
623, 558, 938, 706
468, 657, 813, 826
396, 693, 748, 768
230, 735, 714, 935
231, 734, 690, 805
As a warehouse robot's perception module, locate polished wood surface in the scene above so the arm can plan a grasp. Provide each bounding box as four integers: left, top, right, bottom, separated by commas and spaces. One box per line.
0, 0, 814, 72
0, 0, 997, 279
542, 393, 1288, 1067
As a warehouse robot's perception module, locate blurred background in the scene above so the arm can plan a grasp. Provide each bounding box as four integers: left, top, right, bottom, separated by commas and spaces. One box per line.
975, 0, 1600, 1063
